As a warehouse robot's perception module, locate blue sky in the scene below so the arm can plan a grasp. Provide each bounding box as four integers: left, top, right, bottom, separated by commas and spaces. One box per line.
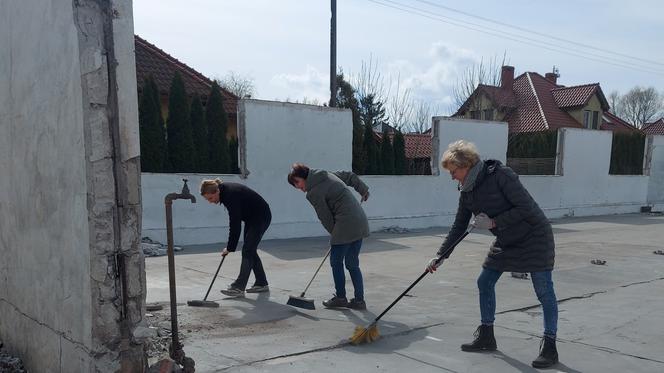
133, 0, 664, 114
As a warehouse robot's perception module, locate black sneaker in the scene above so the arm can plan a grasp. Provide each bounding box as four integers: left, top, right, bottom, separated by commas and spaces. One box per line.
322, 295, 348, 308
347, 298, 366, 310
220, 286, 245, 298
246, 285, 269, 293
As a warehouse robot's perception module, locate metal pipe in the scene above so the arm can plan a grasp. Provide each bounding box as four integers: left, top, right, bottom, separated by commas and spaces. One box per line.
164, 179, 196, 370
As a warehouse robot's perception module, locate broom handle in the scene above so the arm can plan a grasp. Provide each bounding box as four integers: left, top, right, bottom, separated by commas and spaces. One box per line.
373, 228, 472, 323
301, 247, 332, 297
203, 255, 226, 301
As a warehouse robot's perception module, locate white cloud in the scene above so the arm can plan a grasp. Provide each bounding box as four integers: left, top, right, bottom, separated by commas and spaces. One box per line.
269, 66, 329, 103
384, 41, 480, 112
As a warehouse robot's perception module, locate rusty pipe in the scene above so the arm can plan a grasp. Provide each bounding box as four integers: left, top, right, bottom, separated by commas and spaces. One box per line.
164, 179, 196, 368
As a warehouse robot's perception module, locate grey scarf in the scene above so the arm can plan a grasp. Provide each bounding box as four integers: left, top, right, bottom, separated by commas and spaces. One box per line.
459, 160, 484, 192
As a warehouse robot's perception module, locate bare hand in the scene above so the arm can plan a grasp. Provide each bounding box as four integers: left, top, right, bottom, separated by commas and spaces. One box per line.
221, 248, 230, 256
361, 191, 370, 202
471, 213, 495, 230
426, 256, 444, 273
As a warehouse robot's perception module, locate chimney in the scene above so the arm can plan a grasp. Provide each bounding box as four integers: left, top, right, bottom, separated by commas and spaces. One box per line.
501, 65, 514, 89
545, 72, 558, 85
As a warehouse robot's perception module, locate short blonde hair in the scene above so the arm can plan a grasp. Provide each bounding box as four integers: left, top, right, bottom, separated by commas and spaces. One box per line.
200, 178, 223, 195
441, 140, 480, 169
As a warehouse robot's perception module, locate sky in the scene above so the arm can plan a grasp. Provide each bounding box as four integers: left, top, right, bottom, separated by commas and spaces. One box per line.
133, 0, 664, 115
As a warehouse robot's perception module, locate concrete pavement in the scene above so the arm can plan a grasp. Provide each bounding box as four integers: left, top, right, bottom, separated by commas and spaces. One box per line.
145, 213, 664, 372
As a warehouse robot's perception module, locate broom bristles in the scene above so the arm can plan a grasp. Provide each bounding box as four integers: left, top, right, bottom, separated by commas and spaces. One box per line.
349, 324, 380, 345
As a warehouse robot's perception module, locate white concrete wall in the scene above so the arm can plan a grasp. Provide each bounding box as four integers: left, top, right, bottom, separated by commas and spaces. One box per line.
647, 135, 664, 211
141, 113, 661, 246
0, 1, 93, 371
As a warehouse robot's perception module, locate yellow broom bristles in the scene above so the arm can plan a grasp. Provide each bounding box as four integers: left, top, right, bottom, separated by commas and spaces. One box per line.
349, 324, 380, 345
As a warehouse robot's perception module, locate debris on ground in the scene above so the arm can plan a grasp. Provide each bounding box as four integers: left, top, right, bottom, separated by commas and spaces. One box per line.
146, 303, 164, 311
591, 259, 607, 265
142, 237, 182, 257
0, 340, 27, 373
653, 250, 664, 255
378, 226, 412, 234
510, 272, 529, 279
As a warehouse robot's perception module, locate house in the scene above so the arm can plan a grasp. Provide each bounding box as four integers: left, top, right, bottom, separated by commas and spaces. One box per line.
642, 118, 664, 135
453, 65, 641, 134
403, 133, 432, 174
134, 35, 239, 138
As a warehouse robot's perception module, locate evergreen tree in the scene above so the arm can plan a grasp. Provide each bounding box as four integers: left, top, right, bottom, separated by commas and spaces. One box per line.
138, 76, 166, 172
150, 79, 171, 172
393, 130, 407, 175
380, 127, 394, 175
190, 95, 208, 172
229, 137, 239, 174
363, 122, 380, 174
335, 73, 366, 173
166, 72, 194, 172
206, 82, 230, 173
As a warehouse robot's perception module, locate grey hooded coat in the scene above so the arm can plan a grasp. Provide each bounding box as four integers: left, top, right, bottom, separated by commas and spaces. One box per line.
305, 169, 370, 245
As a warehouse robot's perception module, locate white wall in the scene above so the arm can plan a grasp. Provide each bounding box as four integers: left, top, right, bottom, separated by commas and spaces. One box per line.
141, 112, 662, 245
647, 135, 664, 211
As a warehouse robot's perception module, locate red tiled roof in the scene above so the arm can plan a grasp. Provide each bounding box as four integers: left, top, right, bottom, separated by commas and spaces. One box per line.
601, 111, 641, 133
643, 118, 664, 135
552, 83, 608, 109
134, 35, 238, 113
403, 133, 432, 159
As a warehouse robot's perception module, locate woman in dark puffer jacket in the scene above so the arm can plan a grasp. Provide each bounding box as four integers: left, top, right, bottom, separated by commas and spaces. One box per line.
426, 140, 559, 369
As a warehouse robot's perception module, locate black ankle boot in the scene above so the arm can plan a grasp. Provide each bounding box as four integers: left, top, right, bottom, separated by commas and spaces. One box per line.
461, 325, 497, 352
532, 336, 558, 368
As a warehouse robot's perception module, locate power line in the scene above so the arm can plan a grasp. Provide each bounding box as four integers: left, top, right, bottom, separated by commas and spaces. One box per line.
367, 0, 664, 76
383, 0, 664, 73
414, 0, 664, 68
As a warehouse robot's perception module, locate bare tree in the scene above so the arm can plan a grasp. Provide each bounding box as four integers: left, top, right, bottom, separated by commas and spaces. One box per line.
617, 86, 663, 128
608, 91, 621, 114
452, 52, 509, 109
406, 100, 438, 133
386, 73, 414, 131
217, 71, 256, 98
353, 56, 389, 109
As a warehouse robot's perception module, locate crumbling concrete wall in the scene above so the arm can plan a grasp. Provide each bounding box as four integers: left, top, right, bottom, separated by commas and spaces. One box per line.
0, 0, 145, 371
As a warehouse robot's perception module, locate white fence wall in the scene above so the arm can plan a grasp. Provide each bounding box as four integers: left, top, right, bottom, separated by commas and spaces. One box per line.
141, 103, 663, 245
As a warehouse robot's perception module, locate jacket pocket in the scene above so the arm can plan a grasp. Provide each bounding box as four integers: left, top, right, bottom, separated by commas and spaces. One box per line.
496, 220, 531, 247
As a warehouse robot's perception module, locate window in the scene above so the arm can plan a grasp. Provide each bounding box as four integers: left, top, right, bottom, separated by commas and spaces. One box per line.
592, 111, 599, 129
583, 110, 591, 128
483, 109, 494, 121
470, 110, 481, 119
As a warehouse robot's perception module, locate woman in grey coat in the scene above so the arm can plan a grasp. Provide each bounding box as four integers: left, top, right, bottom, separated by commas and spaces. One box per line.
426, 140, 559, 368
288, 163, 370, 310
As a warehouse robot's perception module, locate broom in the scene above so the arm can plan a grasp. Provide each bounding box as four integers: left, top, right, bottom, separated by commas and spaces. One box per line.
350, 226, 474, 345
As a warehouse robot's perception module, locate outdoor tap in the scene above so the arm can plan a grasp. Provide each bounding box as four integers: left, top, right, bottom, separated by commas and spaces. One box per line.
165, 179, 197, 204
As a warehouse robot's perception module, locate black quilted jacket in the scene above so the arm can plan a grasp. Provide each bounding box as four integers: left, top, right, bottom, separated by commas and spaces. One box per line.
438, 160, 555, 272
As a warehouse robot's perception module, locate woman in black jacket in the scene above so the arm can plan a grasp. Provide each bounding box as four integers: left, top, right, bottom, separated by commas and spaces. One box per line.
426, 140, 559, 368
201, 179, 272, 298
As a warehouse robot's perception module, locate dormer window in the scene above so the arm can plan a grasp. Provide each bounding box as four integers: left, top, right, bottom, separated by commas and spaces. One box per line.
584, 110, 600, 129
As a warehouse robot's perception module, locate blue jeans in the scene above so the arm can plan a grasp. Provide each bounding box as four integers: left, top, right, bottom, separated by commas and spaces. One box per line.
330, 240, 364, 301
478, 268, 558, 338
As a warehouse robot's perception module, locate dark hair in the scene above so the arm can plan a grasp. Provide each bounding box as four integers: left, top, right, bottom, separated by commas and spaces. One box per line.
287, 163, 310, 186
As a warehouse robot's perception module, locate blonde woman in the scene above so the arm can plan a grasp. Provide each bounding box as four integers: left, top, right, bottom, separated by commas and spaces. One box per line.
426, 140, 559, 368
200, 179, 272, 297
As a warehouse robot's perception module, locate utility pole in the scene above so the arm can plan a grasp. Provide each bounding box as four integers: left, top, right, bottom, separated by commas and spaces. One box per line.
330, 0, 337, 107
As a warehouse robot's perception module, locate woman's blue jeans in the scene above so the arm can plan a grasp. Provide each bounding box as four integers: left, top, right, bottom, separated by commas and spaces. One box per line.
330, 239, 364, 301
478, 267, 558, 338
